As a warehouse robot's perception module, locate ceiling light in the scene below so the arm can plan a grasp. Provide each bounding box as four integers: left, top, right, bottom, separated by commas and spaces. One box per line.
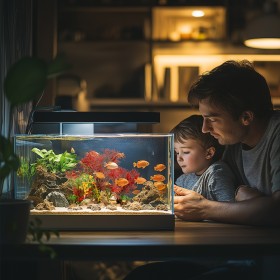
192, 10, 205, 17
244, 1, 280, 49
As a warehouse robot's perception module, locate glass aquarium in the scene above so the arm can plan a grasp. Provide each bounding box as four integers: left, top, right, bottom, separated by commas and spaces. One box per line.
14, 134, 174, 230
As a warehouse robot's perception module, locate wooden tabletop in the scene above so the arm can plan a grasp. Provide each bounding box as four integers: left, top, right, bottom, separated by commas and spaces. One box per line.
2, 219, 280, 261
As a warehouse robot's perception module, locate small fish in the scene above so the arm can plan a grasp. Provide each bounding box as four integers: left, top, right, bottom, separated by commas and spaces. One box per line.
132, 189, 140, 195
154, 163, 166, 172
116, 152, 125, 158
115, 178, 129, 187
94, 172, 105, 179
154, 181, 167, 191
134, 177, 147, 184
133, 160, 149, 169
150, 174, 165, 182
90, 151, 100, 156
104, 162, 118, 169
70, 147, 75, 153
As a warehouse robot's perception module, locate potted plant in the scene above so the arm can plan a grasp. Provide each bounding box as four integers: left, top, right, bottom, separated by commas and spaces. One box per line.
0, 54, 69, 244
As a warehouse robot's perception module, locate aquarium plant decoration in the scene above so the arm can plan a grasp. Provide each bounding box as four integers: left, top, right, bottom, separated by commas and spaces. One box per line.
0, 54, 69, 247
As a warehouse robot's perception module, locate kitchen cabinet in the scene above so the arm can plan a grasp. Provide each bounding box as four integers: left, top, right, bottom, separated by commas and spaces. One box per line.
57, 2, 152, 103
56, 1, 229, 104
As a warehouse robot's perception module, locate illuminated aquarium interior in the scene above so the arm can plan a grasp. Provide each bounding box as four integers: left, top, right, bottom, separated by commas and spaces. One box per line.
14, 134, 174, 230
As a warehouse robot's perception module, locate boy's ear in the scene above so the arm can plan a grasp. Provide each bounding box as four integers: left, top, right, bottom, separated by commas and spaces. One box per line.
205, 147, 215, 159
241, 111, 254, 126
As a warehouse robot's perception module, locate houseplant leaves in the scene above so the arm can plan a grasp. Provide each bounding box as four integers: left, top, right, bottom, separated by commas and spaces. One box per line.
3, 57, 48, 108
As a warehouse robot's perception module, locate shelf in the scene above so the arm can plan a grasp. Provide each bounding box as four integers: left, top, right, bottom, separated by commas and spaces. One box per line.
59, 40, 150, 44
60, 7, 150, 13
88, 99, 194, 109
57, 2, 280, 114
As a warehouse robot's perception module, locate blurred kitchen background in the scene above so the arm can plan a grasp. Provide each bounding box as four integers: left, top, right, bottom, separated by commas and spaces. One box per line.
34, 0, 280, 133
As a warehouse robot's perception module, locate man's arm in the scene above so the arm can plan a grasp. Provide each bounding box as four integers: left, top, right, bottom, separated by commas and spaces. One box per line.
235, 185, 264, 201
174, 186, 280, 226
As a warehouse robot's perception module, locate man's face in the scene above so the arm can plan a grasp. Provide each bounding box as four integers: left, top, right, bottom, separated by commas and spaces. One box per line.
198, 99, 247, 145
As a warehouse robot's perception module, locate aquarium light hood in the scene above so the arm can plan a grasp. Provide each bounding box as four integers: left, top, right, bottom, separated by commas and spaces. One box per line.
29, 111, 160, 134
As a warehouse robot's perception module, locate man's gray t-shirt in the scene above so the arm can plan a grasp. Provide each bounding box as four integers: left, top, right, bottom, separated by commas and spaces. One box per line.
175, 161, 236, 201
223, 110, 280, 195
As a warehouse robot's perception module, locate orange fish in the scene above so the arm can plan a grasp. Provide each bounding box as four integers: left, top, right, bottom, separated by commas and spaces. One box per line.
116, 152, 125, 158
150, 174, 165, 182
134, 177, 147, 184
133, 160, 149, 169
90, 151, 100, 156
132, 189, 140, 195
154, 163, 166, 172
115, 178, 129, 187
94, 172, 105, 179
104, 162, 118, 169
154, 181, 167, 191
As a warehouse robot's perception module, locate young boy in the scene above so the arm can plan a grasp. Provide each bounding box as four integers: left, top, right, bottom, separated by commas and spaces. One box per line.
170, 114, 236, 201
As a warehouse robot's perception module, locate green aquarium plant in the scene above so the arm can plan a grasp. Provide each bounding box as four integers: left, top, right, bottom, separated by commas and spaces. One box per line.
31, 148, 78, 174
16, 157, 36, 182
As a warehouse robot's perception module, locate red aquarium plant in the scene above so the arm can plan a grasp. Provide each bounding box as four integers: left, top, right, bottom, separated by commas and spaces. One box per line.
108, 167, 139, 198
68, 148, 140, 204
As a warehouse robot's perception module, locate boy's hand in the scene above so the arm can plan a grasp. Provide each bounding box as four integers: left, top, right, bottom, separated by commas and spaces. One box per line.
174, 185, 205, 221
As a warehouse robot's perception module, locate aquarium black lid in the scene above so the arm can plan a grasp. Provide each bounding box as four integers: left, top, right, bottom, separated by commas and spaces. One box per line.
32, 111, 160, 123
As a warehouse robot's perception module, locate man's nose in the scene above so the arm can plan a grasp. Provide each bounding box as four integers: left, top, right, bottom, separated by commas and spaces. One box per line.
202, 119, 210, 133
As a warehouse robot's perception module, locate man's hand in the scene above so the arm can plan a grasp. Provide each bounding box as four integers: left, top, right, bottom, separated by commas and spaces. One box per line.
174, 185, 206, 221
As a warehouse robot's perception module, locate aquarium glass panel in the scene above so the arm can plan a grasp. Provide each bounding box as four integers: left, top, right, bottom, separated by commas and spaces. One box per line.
14, 134, 174, 217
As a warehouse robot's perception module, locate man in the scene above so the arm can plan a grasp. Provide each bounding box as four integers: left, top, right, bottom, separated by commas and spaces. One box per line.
123, 60, 274, 280
174, 60, 280, 226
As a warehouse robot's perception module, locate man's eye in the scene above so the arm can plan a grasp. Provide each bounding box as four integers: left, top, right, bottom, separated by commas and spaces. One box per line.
208, 118, 216, 123
183, 152, 190, 154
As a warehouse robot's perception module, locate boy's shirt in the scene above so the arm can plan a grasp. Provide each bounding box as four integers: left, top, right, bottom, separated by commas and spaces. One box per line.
175, 160, 236, 201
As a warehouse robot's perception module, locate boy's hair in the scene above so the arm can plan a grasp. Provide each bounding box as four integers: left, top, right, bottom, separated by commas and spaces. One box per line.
170, 115, 224, 162
188, 60, 273, 120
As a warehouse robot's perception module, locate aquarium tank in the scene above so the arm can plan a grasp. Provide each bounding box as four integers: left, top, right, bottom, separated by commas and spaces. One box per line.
14, 134, 174, 230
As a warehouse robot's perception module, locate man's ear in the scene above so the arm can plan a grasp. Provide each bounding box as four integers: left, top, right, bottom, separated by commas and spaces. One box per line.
205, 147, 215, 160
241, 111, 254, 126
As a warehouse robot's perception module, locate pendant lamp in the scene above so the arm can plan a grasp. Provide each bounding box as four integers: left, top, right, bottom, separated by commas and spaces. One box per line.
244, 0, 280, 49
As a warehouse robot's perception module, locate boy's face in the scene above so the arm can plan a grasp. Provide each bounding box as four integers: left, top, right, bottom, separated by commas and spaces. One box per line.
174, 139, 211, 175
199, 99, 248, 145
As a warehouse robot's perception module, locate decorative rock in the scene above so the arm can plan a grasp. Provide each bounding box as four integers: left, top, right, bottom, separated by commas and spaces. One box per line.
46, 191, 69, 207
35, 199, 55, 210
68, 204, 83, 211
80, 198, 92, 206
87, 204, 101, 211
106, 204, 117, 211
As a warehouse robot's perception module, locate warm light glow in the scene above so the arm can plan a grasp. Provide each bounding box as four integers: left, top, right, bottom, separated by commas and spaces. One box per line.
154, 54, 280, 103
244, 38, 280, 49
76, 91, 89, 111
179, 25, 192, 34
192, 10, 205, 17
168, 31, 180, 41
179, 25, 192, 39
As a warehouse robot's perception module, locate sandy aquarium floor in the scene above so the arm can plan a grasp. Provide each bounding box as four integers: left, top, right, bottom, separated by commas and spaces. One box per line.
30, 206, 172, 215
